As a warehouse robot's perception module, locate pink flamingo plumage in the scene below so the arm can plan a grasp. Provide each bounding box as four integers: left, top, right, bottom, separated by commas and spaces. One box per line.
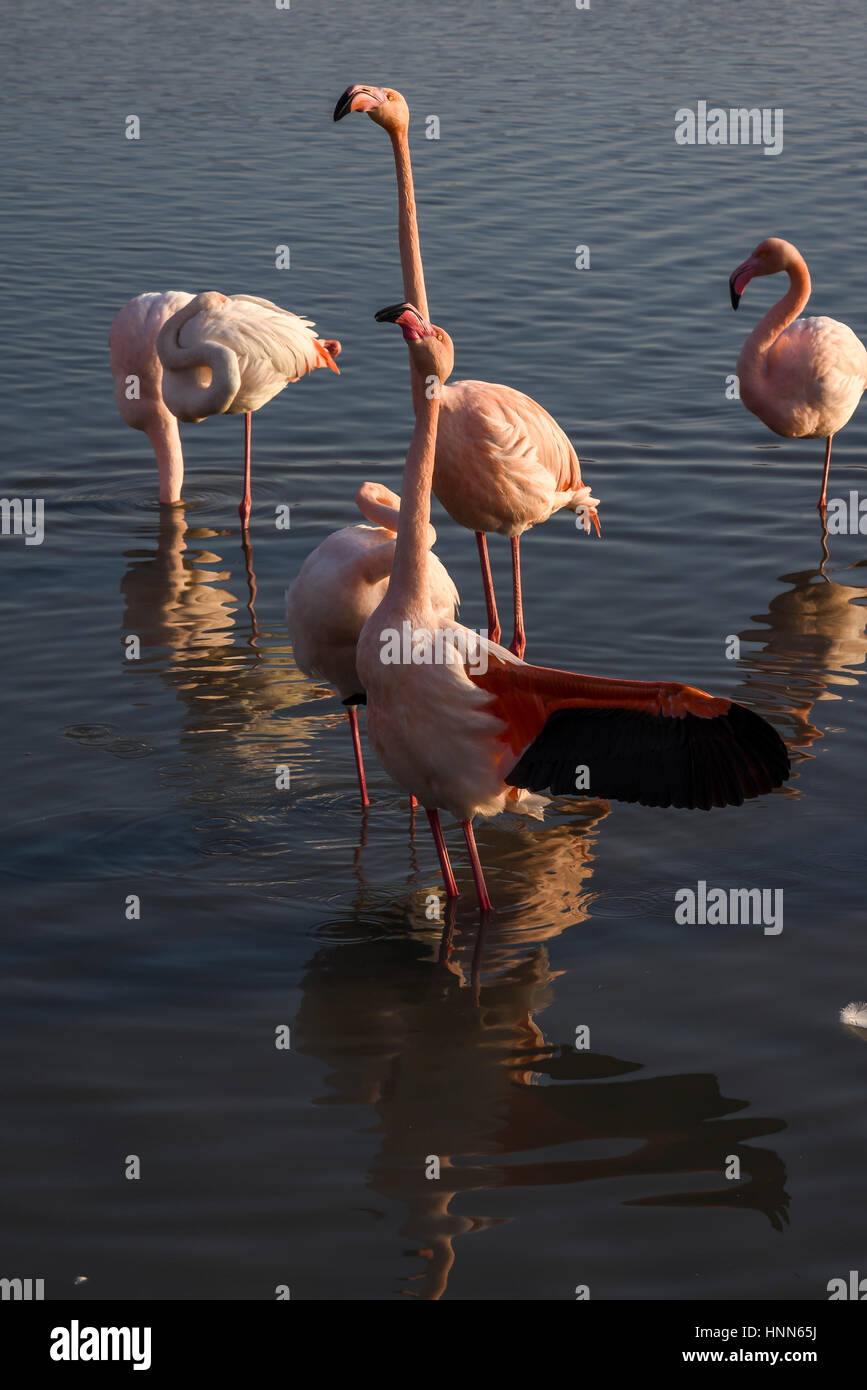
286, 481, 459, 806
729, 238, 867, 514
109, 290, 341, 528
358, 305, 789, 911
334, 84, 599, 659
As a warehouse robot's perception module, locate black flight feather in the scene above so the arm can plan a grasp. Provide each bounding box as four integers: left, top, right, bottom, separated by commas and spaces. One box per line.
505, 702, 789, 811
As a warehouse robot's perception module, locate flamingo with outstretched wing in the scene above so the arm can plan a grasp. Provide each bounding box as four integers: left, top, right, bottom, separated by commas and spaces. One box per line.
357, 305, 789, 910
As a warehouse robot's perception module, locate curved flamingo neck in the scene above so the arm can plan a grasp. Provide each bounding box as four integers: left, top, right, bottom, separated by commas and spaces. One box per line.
355, 481, 437, 548
743, 251, 811, 364
355, 482, 400, 531
147, 410, 185, 504
157, 296, 240, 420
389, 372, 440, 607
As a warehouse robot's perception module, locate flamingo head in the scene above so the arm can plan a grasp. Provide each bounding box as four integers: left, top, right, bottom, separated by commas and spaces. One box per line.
189, 290, 228, 315
375, 302, 454, 383
333, 84, 409, 134
729, 238, 795, 309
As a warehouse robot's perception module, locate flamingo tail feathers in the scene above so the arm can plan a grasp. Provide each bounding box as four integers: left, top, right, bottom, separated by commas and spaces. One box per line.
314, 339, 341, 374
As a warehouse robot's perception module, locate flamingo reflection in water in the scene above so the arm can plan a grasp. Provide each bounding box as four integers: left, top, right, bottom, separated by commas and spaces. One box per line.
732, 535, 867, 757
294, 803, 789, 1299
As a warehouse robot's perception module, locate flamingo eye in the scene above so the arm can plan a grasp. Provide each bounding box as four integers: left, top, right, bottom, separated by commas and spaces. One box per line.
437, 333, 443, 341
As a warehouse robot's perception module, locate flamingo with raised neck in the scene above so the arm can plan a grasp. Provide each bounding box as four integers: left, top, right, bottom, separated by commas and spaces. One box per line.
334, 84, 599, 660
729, 238, 867, 513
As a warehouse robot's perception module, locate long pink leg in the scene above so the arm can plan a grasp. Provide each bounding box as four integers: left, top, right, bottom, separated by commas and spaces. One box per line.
239, 412, 252, 530
347, 706, 370, 808
475, 532, 501, 645
426, 809, 459, 898
508, 535, 526, 659
461, 819, 493, 912
818, 435, 833, 513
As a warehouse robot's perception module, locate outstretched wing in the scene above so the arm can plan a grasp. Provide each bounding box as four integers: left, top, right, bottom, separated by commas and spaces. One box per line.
470, 652, 789, 810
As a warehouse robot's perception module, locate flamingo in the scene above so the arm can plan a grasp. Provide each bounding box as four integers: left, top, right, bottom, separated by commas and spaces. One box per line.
729, 238, 867, 514
286, 481, 459, 806
334, 84, 599, 659
109, 290, 341, 528
357, 304, 790, 911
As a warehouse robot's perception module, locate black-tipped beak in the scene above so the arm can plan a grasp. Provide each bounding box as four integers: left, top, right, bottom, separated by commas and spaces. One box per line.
375, 302, 414, 324
334, 85, 383, 122
729, 258, 756, 310
333, 87, 356, 122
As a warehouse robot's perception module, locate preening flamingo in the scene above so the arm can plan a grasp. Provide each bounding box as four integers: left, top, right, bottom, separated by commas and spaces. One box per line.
357, 305, 790, 911
286, 481, 459, 806
729, 238, 867, 513
110, 291, 341, 528
334, 84, 599, 659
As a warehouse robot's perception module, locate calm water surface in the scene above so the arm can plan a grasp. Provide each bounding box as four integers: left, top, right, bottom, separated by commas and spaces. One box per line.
2, 0, 867, 1300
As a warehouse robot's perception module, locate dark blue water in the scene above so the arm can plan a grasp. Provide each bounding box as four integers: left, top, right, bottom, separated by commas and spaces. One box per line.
2, 0, 866, 1300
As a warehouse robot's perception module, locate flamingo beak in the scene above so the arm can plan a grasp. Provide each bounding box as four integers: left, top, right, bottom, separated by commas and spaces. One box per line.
333, 85, 387, 121
374, 302, 414, 323
729, 258, 757, 310
374, 303, 433, 341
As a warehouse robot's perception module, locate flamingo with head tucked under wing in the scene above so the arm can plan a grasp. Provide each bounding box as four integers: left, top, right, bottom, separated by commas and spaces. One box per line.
334, 84, 599, 659
357, 304, 790, 911
729, 238, 867, 514
109, 290, 341, 529
286, 481, 459, 806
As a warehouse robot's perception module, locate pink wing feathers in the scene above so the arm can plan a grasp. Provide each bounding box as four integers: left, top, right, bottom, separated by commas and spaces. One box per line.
435, 379, 595, 535
175, 294, 339, 414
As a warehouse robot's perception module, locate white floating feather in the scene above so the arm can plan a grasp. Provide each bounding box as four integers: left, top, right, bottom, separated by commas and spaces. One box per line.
840, 1001, 867, 1028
